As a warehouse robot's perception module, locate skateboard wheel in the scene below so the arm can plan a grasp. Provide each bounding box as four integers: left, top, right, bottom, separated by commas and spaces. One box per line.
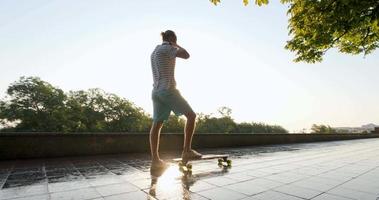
218, 158, 223, 163
226, 160, 232, 165
187, 164, 192, 169
179, 162, 184, 167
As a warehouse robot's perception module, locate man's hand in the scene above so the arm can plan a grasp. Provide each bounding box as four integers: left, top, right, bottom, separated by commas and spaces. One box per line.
170, 42, 179, 48
171, 42, 190, 59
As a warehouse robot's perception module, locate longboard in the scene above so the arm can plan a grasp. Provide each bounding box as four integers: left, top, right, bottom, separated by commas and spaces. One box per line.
172, 154, 231, 176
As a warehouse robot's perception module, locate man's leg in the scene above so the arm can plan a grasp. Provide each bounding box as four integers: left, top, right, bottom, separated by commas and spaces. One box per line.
183, 111, 196, 152
165, 89, 201, 159
150, 121, 164, 163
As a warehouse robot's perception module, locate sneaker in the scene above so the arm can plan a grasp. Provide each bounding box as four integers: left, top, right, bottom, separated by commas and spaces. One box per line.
182, 149, 202, 161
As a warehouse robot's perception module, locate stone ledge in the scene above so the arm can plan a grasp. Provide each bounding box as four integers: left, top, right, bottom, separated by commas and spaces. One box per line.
1, 132, 378, 160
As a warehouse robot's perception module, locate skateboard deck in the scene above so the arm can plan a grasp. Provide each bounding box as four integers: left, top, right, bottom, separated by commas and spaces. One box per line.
172, 154, 231, 176
173, 154, 228, 163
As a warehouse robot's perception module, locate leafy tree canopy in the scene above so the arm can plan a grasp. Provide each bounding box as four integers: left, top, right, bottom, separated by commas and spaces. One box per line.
210, 0, 379, 63
0, 77, 150, 132
0, 76, 66, 131
311, 124, 336, 133
0, 77, 288, 134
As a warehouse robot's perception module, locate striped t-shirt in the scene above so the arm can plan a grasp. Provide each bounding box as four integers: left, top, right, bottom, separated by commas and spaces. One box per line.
150, 41, 178, 91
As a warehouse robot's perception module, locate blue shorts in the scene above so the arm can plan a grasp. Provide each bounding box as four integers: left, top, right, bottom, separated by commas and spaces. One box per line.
152, 88, 194, 122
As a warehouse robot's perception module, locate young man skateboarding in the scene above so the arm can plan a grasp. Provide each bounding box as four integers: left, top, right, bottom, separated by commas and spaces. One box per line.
150, 30, 202, 170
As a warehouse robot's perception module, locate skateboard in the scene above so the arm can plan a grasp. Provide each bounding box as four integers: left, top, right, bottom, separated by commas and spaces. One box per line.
172, 154, 232, 176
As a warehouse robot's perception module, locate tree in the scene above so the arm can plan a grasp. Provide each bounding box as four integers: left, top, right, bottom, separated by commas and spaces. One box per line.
161, 115, 186, 133
0, 77, 151, 132
0, 77, 289, 133
253, 122, 288, 133
196, 107, 237, 133
235, 122, 255, 133
210, 0, 379, 63
66, 89, 151, 132
218, 106, 232, 118
196, 107, 288, 134
311, 124, 336, 133
196, 114, 237, 133
0, 77, 68, 132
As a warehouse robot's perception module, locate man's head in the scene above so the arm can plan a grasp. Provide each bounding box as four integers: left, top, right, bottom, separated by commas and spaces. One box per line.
161, 30, 177, 43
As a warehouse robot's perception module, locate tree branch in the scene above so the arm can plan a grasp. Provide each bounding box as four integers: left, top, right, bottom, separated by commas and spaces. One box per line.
322, 28, 350, 54
361, 27, 371, 54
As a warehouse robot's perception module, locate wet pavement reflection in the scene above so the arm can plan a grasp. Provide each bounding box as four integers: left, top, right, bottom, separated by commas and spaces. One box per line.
1, 138, 379, 199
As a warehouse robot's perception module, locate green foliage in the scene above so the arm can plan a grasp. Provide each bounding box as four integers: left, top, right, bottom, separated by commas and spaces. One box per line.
0, 77, 150, 132
209, 0, 269, 6
0, 77, 67, 132
210, 0, 379, 63
251, 122, 288, 133
196, 109, 288, 134
0, 77, 288, 134
196, 113, 237, 133
65, 89, 151, 132
161, 115, 185, 133
218, 106, 232, 118
285, 0, 379, 63
235, 122, 288, 133
311, 124, 336, 134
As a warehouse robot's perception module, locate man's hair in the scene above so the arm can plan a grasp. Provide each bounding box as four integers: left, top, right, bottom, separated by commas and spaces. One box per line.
161, 30, 176, 41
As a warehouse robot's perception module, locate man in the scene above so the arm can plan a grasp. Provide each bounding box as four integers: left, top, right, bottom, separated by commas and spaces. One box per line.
150, 30, 202, 170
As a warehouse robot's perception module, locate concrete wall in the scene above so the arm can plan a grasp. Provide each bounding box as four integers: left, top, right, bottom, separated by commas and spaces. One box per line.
1, 132, 378, 160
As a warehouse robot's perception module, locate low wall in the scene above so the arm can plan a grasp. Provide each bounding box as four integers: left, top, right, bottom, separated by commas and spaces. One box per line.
1, 132, 378, 160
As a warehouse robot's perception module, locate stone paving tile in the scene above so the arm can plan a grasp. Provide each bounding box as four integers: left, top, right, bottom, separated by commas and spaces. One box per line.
129, 178, 152, 190
317, 169, 359, 182
94, 182, 139, 196
292, 166, 328, 176
326, 187, 378, 200
86, 175, 125, 187
202, 176, 238, 186
358, 172, 379, 184
273, 184, 323, 199
264, 171, 310, 184
245, 190, 304, 200
166, 192, 210, 200
47, 180, 91, 193
245, 169, 275, 177
291, 176, 344, 192
0, 184, 48, 200
47, 174, 85, 184
223, 179, 274, 196
103, 190, 154, 200
311, 193, 355, 200
339, 176, 379, 195
119, 170, 150, 181
197, 187, 247, 200
187, 180, 217, 193
1, 138, 379, 199
6, 194, 50, 200
143, 181, 188, 200
49, 187, 101, 200
223, 172, 257, 182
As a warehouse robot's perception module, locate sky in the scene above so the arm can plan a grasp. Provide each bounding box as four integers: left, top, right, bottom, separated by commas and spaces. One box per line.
0, 0, 378, 132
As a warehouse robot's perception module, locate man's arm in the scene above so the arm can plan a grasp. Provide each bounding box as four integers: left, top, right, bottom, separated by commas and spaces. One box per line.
172, 43, 190, 59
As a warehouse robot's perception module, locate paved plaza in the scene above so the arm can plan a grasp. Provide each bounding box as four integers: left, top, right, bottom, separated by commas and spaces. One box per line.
1, 138, 379, 200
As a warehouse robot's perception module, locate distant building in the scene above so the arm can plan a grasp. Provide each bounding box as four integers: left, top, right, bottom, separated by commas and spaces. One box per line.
371, 127, 379, 134
334, 123, 378, 133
